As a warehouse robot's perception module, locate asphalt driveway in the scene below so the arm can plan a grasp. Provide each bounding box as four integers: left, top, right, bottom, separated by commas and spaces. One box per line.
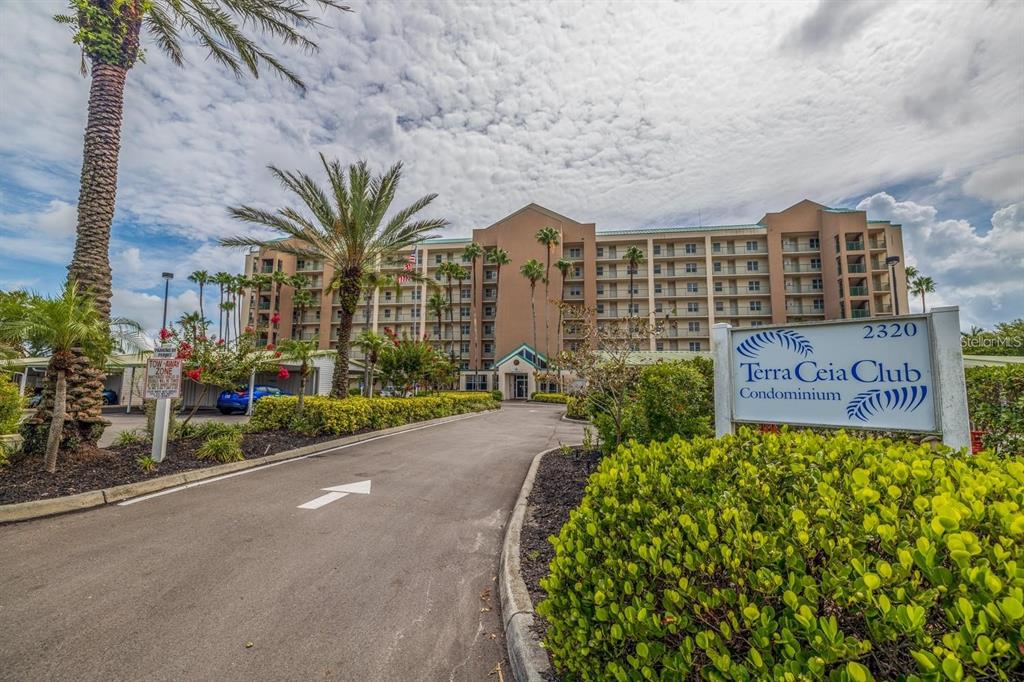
0, 403, 583, 681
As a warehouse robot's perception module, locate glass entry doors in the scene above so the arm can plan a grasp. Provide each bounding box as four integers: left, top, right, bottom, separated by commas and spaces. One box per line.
514, 374, 529, 400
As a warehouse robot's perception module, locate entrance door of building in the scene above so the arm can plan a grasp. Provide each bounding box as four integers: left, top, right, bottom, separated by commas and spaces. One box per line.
513, 374, 529, 400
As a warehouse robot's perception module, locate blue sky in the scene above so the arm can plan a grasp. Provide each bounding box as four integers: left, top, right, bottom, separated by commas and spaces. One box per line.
1, 0, 1021, 334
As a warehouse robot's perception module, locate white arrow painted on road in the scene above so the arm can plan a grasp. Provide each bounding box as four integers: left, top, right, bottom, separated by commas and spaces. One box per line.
297, 480, 372, 510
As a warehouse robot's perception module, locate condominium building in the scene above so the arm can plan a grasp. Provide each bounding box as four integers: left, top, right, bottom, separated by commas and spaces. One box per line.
241, 199, 909, 394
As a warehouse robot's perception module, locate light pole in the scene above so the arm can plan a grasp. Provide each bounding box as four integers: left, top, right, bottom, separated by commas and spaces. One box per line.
885, 256, 900, 316
161, 272, 174, 333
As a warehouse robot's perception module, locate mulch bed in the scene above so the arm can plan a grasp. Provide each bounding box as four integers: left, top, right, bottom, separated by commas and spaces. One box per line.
0, 431, 339, 505
519, 446, 603, 661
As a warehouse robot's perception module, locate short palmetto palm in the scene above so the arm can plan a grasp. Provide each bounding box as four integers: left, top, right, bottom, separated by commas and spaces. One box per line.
221, 155, 447, 397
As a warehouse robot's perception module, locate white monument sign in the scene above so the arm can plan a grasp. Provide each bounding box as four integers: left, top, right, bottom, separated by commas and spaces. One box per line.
712, 306, 970, 449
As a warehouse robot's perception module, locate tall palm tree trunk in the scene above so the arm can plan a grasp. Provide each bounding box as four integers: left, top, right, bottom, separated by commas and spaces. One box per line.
530, 285, 538, 354
44, 368, 68, 474
330, 267, 361, 398
298, 365, 307, 414
198, 282, 205, 322
457, 278, 464, 371
543, 254, 550, 362
217, 285, 224, 338
468, 260, 476, 370
921, 292, 926, 312
445, 279, 454, 359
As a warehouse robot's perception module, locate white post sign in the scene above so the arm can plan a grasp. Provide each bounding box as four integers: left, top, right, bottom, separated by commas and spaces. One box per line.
713, 306, 970, 449
145, 346, 182, 462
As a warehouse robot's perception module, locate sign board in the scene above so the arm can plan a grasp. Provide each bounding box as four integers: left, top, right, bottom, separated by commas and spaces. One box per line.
144, 346, 182, 400
712, 307, 970, 448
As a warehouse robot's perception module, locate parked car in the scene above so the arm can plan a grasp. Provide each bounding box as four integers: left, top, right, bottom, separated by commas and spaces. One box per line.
102, 388, 118, 405
216, 385, 291, 415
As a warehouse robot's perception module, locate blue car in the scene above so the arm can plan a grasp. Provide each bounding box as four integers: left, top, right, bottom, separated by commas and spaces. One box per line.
216, 385, 291, 414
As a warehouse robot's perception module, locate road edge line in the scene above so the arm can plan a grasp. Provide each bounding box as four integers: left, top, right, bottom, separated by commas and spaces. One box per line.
499, 445, 576, 681
0, 408, 497, 523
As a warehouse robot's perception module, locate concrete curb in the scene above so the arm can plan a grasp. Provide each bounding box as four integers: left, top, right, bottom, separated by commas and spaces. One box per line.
0, 407, 497, 524
560, 412, 588, 424
500, 445, 573, 681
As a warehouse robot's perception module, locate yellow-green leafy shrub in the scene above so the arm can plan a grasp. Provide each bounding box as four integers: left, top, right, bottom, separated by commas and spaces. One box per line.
566, 395, 590, 420
0, 377, 23, 435
195, 431, 244, 463
538, 428, 1024, 680
249, 392, 499, 435
532, 392, 569, 404
965, 365, 1024, 455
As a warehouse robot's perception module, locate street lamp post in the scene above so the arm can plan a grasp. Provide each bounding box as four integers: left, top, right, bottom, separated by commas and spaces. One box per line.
161, 272, 174, 331
885, 256, 900, 316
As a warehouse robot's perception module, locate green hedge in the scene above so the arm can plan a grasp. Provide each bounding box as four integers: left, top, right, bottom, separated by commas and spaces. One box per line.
538, 428, 1024, 679
566, 395, 589, 420
531, 392, 569, 404
0, 377, 21, 435
966, 365, 1024, 455
250, 392, 499, 435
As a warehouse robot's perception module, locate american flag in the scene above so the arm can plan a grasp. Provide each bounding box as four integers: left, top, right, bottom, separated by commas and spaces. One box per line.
397, 244, 417, 283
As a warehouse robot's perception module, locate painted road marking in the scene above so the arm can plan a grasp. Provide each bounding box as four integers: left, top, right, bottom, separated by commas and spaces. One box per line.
117, 413, 482, 506
297, 480, 372, 510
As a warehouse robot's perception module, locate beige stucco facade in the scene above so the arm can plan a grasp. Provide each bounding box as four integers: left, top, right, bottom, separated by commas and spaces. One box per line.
241, 199, 909, 392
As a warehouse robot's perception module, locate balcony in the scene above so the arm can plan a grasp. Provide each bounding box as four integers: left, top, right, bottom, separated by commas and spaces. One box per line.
786, 306, 825, 315
851, 309, 871, 319
784, 264, 822, 273
845, 241, 865, 251
785, 285, 824, 294
847, 263, 867, 273
869, 240, 887, 250
848, 286, 869, 296
662, 329, 707, 339
716, 287, 769, 296
874, 284, 891, 292
716, 309, 770, 317
876, 304, 893, 314
782, 243, 820, 253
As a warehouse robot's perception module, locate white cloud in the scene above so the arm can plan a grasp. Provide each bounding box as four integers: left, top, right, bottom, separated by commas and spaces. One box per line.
856, 192, 1024, 328
111, 287, 201, 340
963, 156, 1024, 205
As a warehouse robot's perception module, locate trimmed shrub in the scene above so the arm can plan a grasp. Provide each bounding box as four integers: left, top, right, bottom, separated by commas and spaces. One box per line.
491, 389, 503, 402
966, 365, 1024, 455
113, 429, 147, 446
0, 377, 23, 435
566, 396, 590, 420
532, 392, 569, 404
195, 432, 244, 463
538, 429, 1024, 679
249, 392, 500, 435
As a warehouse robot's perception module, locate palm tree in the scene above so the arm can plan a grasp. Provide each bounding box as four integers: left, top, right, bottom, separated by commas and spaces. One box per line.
624, 245, 645, 317
7, 282, 112, 472
278, 338, 318, 414
911, 275, 936, 313
554, 258, 572, 381
462, 242, 483, 368
213, 271, 232, 339
53, 1, 350, 445
904, 265, 919, 283
222, 155, 447, 397
292, 289, 316, 339
535, 227, 560, 361
453, 263, 469, 370
188, 270, 210, 323
520, 259, 546, 355
354, 331, 388, 397
487, 248, 510, 356
437, 261, 458, 359
427, 292, 448, 345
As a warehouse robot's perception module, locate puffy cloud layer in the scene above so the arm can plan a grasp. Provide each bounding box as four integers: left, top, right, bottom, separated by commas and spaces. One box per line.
0, 0, 1021, 327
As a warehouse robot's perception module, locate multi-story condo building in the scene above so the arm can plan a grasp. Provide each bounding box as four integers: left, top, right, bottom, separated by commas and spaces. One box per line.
241, 199, 909, 395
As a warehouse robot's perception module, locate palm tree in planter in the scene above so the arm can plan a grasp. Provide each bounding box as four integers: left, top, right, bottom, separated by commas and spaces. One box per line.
462, 242, 483, 367
13, 282, 112, 472
486, 248, 511, 354
535, 226, 560, 361
354, 331, 388, 397
222, 156, 447, 397
188, 270, 210, 323
278, 338, 319, 415
520, 259, 546, 356
51, 0, 351, 447
554, 258, 572, 387
911, 275, 936, 312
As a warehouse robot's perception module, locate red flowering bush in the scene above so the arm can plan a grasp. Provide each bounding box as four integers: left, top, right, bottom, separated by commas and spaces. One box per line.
277, 366, 290, 379
270, 312, 281, 324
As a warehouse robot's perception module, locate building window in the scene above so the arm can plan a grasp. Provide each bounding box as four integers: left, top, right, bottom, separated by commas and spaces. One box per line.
685, 262, 698, 273
484, 323, 494, 335
461, 288, 470, 299
685, 243, 697, 254
460, 341, 469, 353
569, 247, 582, 258
483, 342, 493, 354
573, 265, 583, 278
689, 341, 701, 351
715, 301, 724, 312
653, 263, 661, 274
383, 309, 392, 319
811, 258, 822, 270
746, 241, 759, 252
714, 281, 723, 292
654, 283, 662, 294
655, 302, 663, 313
687, 282, 699, 293
629, 285, 639, 295
814, 298, 825, 310
751, 321, 764, 327
485, 270, 495, 280
687, 302, 699, 312
688, 321, 700, 332
746, 260, 760, 272
596, 303, 605, 314
596, 265, 604, 276
569, 285, 582, 297
656, 341, 664, 351
810, 237, 820, 249
747, 280, 761, 292
653, 244, 662, 255
750, 301, 763, 311
714, 262, 722, 273
596, 246, 604, 257
712, 242, 721, 253
812, 278, 823, 290
484, 305, 494, 317
435, 254, 443, 264
412, 308, 421, 318
485, 288, 495, 299
465, 374, 487, 391
461, 323, 470, 335
596, 285, 605, 295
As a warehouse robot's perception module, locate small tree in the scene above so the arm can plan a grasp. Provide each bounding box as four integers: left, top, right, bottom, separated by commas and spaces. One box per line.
378, 329, 441, 395
11, 283, 112, 472
354, 331, 388, 397
278, 338, 318, 414
911, 275, 936, 312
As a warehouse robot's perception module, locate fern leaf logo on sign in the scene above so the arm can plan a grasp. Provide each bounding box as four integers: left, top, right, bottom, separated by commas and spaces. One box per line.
845, 385, 930, 423
736, 329, 813, 359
